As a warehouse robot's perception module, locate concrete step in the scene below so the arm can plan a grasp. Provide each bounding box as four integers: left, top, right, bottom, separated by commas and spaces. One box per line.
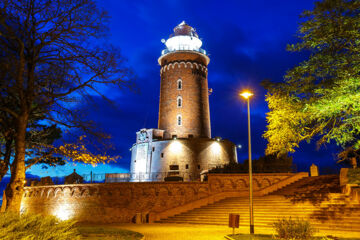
157, 175, 360, 236
157, 220, 360, 230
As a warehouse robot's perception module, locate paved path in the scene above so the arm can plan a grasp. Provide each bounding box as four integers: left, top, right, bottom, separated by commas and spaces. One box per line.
115, 223, 250, 240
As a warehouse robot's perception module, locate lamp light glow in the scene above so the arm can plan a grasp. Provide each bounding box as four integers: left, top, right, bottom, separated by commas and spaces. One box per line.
239, 91, 253, 99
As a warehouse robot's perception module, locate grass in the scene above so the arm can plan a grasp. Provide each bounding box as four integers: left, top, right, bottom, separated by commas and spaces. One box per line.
227, 234, 360, 240
227, 234, 272, 240
78, 226, 143, 240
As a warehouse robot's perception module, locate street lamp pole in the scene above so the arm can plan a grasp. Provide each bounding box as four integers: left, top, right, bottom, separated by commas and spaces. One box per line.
240, 91, 254, 234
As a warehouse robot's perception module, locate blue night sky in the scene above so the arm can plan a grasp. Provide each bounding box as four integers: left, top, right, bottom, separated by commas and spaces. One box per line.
26, 0, 343, 178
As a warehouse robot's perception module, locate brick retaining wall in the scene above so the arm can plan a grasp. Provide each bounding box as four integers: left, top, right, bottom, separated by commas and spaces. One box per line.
20, 173, 307, 223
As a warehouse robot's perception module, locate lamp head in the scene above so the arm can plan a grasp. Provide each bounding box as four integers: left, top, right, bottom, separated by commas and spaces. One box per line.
240, 91, 253, 99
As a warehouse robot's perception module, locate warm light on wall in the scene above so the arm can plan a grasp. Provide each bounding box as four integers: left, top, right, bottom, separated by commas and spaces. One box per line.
210, 142, 222, 154
53, 204, 74, 221
169, 140, 183, 154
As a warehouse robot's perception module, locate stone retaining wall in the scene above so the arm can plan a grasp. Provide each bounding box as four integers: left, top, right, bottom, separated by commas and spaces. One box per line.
20, 173, 307, 223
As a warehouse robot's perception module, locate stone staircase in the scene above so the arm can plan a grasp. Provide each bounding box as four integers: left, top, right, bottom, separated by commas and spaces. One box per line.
156, 175, 360, 236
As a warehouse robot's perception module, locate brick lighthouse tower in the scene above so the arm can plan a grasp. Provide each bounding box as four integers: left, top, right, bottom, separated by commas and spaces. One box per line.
130, 22, 237, 182
158, 21, 211, 139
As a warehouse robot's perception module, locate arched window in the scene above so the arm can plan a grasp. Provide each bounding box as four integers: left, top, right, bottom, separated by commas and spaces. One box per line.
177, 79, 182, 90
177, 115, 182, 126
177, 96, 182, 108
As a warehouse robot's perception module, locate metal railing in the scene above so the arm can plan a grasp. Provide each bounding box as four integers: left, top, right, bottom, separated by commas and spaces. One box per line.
161, 48, 207, 56
25, 171, 201, 186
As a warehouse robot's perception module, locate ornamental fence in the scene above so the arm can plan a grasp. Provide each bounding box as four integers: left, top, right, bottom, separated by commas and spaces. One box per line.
23, 164, 298, 187
24, 171, 200, 186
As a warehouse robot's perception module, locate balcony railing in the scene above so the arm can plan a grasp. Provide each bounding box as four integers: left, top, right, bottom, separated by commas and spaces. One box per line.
161, 48, 207, 56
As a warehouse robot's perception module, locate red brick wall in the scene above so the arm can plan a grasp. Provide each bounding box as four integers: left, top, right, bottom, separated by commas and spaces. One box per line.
158, 51, 211, 138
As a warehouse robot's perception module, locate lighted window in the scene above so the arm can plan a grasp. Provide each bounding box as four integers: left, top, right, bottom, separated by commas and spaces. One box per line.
177, 79, 182, 90
177, 115, 182, 126
177, 96, 182, 108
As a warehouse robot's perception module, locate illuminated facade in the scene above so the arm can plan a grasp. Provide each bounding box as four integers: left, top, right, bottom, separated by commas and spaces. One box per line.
130, 21, 237, 181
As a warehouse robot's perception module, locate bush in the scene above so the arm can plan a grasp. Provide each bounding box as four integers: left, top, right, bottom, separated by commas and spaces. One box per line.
272, 217, 317, 240
0, 212, 80, 240
348, 168, 360, 185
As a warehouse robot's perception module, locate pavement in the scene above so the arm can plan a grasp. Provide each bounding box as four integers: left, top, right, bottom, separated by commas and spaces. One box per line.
114, 223, 245, 240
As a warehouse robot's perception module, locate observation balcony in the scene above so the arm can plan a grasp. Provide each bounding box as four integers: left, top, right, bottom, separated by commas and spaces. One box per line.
161, 47, 207, 56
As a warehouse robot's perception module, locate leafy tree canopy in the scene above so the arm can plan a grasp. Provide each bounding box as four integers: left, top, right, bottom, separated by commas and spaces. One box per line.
0, 0, 130, 211
263, 0, 360, 158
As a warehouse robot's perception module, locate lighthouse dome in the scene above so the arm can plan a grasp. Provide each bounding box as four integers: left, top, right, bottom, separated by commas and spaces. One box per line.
162, 21, 205, 55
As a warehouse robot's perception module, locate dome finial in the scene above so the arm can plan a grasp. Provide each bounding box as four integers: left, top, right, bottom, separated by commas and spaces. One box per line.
179, 20, 186, 25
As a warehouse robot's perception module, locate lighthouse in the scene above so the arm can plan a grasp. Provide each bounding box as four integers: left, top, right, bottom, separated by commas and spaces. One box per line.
130, 22, 237, 182
158, 21, 211, 139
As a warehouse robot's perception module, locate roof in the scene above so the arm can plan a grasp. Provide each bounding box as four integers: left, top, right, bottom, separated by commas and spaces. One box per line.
170, 21, 199, 38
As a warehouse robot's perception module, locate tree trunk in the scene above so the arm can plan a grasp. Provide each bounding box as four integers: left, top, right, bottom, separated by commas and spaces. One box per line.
0, 138, 12, 183
0, 162, 9, 183
5, 113, 28, 212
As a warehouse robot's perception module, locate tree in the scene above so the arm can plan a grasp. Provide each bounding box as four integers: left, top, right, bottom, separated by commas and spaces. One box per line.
0, 0, 130, 212
208, 154, 294, 173
263, 0, 360, 157
0, 116, 65, 183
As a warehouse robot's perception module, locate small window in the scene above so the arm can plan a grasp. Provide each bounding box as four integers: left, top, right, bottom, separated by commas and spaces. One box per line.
170, 165, 179, 170
177, 115, 182, 126
185, 164, 189, 169
177, 79, 182, 90
161, 153, 164, 158
177, 96, 182, 108
152, 147, 155, 152
188, 134, 193, 138
197, 165, 200, 169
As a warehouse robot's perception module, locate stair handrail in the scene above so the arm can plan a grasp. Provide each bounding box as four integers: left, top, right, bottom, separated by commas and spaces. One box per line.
259, 172, 309, 196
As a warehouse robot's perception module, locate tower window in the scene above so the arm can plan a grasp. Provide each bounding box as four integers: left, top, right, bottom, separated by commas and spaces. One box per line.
177, 115, 182, 126
161, 153, 164, 158
177, 79, 182, 90
177, 96, 182, 108
186, 164, 189, 169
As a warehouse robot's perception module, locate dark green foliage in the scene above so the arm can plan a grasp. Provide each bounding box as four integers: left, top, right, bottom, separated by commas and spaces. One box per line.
0, 212, 80, 240
209, 154, 294, 173
273, 217, 317, 240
